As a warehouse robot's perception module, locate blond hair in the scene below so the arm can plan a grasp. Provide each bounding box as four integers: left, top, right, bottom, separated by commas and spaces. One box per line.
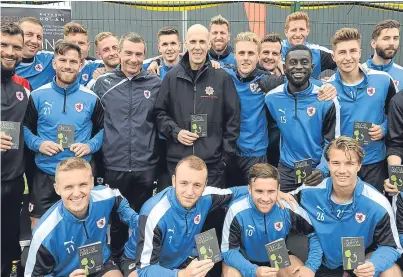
210, 14, 230, 31
325, 136, 365, 164
18, 17, 43, 28
55, 157, 92, 182
285, 11, 310, 30
331, 28, 361, 50
235, 32, 261, 52
64, 22, 88, 37
248, 163, 280, 185
175, 155, 207, 175
94, 31, 118, 47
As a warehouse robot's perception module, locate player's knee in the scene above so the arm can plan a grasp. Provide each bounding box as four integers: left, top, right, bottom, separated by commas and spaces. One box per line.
379, 263, 401, 277
222, 263, 243, 277
102, 269, 123, 277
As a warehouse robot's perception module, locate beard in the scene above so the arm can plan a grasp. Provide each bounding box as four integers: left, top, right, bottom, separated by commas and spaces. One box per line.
56, 70, 78, 85
1, 54, 21, 72
375, 45, 398, 60
285, 71, 311, 88
104, 57, 120, 69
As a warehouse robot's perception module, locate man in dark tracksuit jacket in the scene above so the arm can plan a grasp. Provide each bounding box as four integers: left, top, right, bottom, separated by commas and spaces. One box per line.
153, 46, 240, 187
93, 32, 162, 262
1, 22, 31, 276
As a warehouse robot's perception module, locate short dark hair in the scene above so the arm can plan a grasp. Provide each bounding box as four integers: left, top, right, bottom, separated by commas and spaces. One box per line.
285, 44, 312, 61
261, 33, 282, 52
248, 163, 279, 186
157, 26, 179, 40
1, 22, 24, 39
372, 19, 400, 40
64, 22, 88, 37
54, 40, 82, 59
17, 16, 43, 28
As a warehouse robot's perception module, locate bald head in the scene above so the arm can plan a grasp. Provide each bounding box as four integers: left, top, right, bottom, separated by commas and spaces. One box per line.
187, 24, 209, 41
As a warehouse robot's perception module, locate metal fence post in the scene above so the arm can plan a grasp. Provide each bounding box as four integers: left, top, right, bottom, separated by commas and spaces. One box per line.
290, 1, 301, 13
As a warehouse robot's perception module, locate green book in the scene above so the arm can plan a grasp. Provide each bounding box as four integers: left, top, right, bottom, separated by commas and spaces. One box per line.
0, 121, 20, 150
265, 238, 291, 269
341, 237, 365, 270
78, 241, 103, 275
353, 122, 371, 146
388, 165, 403, 192
57, 124, 75, 148
294, 158, 312, 184
190, 114, 207, 137
195, 228, 222, 263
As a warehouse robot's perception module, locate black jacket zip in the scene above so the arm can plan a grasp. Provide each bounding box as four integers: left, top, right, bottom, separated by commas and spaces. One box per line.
82, 221, 89, 239
264, 214, 267, 234
63, 89, 67, 113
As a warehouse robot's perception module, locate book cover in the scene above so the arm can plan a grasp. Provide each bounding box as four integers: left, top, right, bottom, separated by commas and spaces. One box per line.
194, 228, 222, 263
294, 158, 312, 184
388, 165, 403, 192
341, 237, 365, 270
190, 114, 207, 137
57, 124, 75, 148
78, 241, 103, 275
0, 121, 20, 150
353, 122, 372, 146
265, 238, 291, 269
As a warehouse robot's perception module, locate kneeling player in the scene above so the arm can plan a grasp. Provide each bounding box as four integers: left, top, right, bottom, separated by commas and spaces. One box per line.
221, 163, 322, 277
25, 158, 139, 277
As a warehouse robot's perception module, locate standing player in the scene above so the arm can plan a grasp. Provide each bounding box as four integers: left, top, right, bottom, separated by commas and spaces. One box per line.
208, 15, 236, 67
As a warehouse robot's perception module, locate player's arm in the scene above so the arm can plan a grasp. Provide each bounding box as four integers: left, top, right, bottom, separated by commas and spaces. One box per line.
135, 216, 179, 277
387, 91, 403, 165
288, 204, 323, 273
206, 186, 249, 212
86, 98, 104, 153
367, 209, 401, 274
24, 242, 55, 277
221, 74, 241, 167
23, 95, 45, 152
221, 214, 258, 277
379, 79, 397, 138
110, 188, 139, 230
257, 74, 285, 93
393, 193, 403, 245
319, 50, 337, 71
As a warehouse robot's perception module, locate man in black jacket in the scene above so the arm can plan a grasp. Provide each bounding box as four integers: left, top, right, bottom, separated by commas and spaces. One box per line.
153, 24, 240, 188
1, 22, 31, 276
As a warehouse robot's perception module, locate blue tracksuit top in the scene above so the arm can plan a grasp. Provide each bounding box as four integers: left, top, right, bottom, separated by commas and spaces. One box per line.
24, 77, 104, 175
291, 177, 402, 276
125, 185, 248, 277
221, 195, 323, 277
265, 81, 340, 175
208, 46, 237, 67
224, 68, 268, 157
16, 51, 55, 90
364, 56, 403, 91
79, 60, 104, 86
24, 186, 139, 277
328, 67, 396, 165
281, 40, 336, 79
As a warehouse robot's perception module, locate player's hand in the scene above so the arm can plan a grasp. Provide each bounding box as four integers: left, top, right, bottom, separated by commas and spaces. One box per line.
317, 83, 337, 101
277, 191, 298, 211
292, 265, 315, 277
178, 130, 199, 146
384, 178, 399, 195
277, 60, 285, 75
92, 67, 106, 80
211, 60, 221, 69
70, 143, 91, 157
178, 259, 214, 277
147, 60, 160, 76
368, 124, 383, 141
69, 269, 86, 277
256, 266, 278, 277
0, 134, 13, 151
321, 76, 331, 83
39, 141, 64, 156
304, 169, 324, 186
353, 261, 375, 277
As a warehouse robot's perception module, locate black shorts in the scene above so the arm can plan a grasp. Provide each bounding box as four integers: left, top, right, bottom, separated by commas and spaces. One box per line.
316, 265, 356, 277
29, 169, 59, 218
121, 256, 137, 277
91, 258, 120, 277
358, 160, 387, 192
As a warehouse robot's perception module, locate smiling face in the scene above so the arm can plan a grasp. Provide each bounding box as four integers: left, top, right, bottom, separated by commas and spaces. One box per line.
158, 33, 181, 63
54, 168, 93, 219
235, 40, 259, 77
332, 39, 361, 75
210, 23, 230, 52
328, 148, 362, 190
249, 177, 278, 214
64, 32, 90, 60
284, 49, 313, 87
1, 32, 23, 71
96, 35, 120, 69
19, 21, 43, 58
260, 41, 282, 71
119, 39, 145, 78
371, 28, 400, 60
53, 48, 82, 86
285, 19, 310, 46
185, 25, 209, 70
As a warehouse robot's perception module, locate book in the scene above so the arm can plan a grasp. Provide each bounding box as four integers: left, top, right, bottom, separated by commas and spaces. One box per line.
78, 241, 103, 275
265, 238, 291, 269
190, 114, 207, 137
294, 158, 312, 184
341, 237, 365, 270
194, 228, 221, 263
353, 122, 372, 146
0, 121, 20, 150
57, 124, 75, 148
388, 165, 403, 192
